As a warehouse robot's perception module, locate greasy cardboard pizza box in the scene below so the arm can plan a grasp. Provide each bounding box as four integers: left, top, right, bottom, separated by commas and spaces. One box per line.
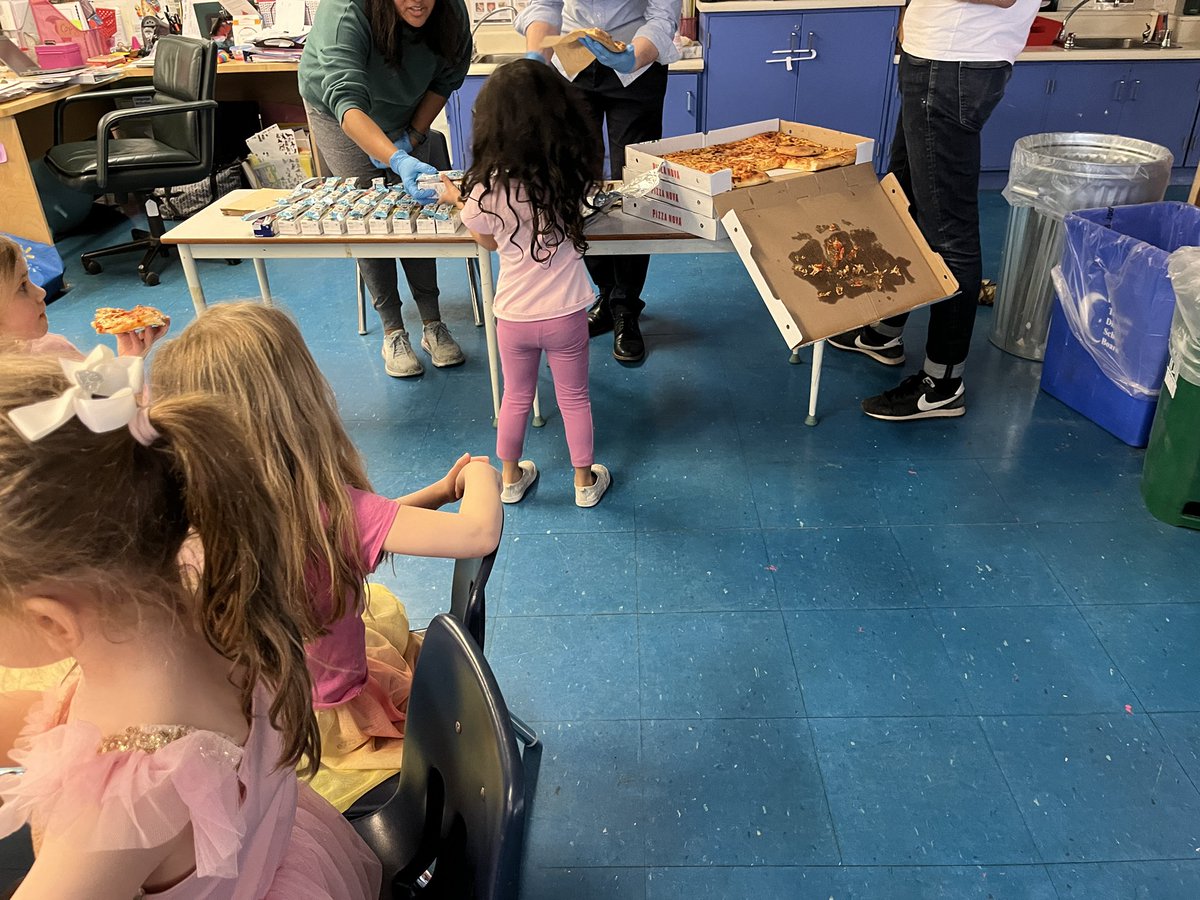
714, 164, 959, 349
625, 119, 874, 198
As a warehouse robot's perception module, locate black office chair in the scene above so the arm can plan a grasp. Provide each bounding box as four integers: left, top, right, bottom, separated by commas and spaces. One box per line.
45, 36, 218, 285
346, 614, 525, 900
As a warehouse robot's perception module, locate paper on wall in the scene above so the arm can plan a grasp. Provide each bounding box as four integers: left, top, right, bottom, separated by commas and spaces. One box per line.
273, 0, 303, 33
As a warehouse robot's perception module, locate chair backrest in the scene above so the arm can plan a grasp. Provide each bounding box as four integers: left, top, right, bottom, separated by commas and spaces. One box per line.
448, 524, 502, 652
149, 36, 217, 161
352, 614, 524, 899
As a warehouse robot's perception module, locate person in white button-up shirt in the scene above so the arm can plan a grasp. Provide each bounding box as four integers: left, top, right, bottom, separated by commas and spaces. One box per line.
516, 0, 681, 364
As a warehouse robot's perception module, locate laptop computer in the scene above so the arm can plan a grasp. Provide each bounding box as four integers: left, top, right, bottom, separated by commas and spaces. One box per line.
0, 36, 85, 77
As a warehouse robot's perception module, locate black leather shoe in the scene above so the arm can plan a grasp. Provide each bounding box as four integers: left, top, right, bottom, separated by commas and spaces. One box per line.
587, 296, 614, 337
612, 314, 645, 363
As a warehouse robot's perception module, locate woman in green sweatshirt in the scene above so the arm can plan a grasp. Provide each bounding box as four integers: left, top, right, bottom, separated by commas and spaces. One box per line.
299, 0, 471, 378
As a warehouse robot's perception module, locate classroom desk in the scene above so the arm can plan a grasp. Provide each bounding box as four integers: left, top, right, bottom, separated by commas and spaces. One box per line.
160, 190, 832, 426
0, 61, 303, 246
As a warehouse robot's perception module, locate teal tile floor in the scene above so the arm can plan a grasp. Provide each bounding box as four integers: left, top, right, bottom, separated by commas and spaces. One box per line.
2, 189, 1199, 898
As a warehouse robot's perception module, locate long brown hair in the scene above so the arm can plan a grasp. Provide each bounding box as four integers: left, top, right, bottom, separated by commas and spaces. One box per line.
153, 303, 373, 635
0, 353, 319, 772
0, 236, 20, 289
367, 0, 470, 72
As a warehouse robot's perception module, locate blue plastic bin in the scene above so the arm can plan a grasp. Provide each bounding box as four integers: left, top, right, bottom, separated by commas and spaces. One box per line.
1041, 202, 1200, 447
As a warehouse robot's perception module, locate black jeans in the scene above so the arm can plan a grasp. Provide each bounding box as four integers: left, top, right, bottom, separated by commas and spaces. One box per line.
575, 61, 669, 319
881, 52, 1011, 377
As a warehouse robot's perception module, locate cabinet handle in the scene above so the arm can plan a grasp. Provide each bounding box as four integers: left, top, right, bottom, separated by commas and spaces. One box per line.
1045, 78, 1055, 95
1129, 79, 1140, 100
1113, 79, 1126, 101
686, 90, 694, 113
793, 31, 817, 62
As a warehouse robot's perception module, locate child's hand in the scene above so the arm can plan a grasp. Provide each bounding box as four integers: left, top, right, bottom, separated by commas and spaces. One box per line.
115, 318, 171, 358
440, 174, 463, 207
443, 452, 491, 503
456, 457, 500, 499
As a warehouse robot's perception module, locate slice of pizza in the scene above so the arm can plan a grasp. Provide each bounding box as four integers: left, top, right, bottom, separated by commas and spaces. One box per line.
775, 133, 827, 159
781, 147, 858, 172
580, 27, 627, 53
92, 305, 168, 335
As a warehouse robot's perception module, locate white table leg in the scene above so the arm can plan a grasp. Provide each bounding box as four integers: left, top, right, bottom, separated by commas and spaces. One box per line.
532, 388, 545, 427
806, 340, 824, 427
253, 258, 273, 306
178, 245, 207, 314
476, 249, 502, 426
356, 265, 368, 335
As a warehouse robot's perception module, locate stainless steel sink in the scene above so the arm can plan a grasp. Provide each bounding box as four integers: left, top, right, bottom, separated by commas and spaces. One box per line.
472, 52, 526, 64
1058, 36, 1184, 49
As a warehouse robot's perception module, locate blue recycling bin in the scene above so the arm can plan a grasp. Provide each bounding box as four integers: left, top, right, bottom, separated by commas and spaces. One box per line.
1041, 202, 1200, 447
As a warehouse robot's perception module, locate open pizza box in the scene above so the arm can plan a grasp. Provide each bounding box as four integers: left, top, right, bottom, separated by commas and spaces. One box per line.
714, 164, 959, 350
625, 119, 875, 198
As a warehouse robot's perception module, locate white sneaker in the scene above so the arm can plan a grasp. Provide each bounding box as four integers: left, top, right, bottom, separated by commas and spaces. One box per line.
383, 331, 424, 378
575, 464, 611, 508
421, 321, 466, 368
501, 460, 538, 504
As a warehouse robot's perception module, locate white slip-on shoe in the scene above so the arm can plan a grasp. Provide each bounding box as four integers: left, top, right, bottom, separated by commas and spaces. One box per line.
575, 464, 611, 508
501, 460, 538, 504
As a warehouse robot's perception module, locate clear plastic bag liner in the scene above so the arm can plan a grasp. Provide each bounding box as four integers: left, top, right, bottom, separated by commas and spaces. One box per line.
1003, 133, 1173, 221
1168, 246, 1200, 385
1051, 203, 1200, 398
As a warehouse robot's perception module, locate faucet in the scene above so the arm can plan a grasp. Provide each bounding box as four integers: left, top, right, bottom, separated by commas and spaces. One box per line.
1056, 0, 1093, 48
471, 5, 519, 42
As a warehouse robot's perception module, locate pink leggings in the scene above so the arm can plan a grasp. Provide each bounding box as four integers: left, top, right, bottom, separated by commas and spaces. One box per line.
496, 310, 593, 468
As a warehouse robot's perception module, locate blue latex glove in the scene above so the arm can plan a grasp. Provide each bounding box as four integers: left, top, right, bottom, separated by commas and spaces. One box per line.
368, 134, 413, 170
525, 50, 548, 63
390, 150, 438, 204
579, 36, 637, 74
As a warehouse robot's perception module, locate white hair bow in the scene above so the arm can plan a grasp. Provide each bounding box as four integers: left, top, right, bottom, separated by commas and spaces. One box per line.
8, 346, 151, 443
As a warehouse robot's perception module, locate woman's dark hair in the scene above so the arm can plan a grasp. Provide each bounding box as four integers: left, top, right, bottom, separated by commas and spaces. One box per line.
463, 60, 603, 262
367, 0, 470, 71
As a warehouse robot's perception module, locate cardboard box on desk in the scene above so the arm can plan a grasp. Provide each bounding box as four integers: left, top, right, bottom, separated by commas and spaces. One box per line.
622, 195, 727, 240
625, 119, 874, 197
714, 164, 958, 350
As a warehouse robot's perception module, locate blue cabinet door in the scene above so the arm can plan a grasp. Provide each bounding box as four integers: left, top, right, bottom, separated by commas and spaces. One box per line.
663, 72, 701, 138
791, 9, 897, 144
1044, 62, 1128, 136
701, 12, 801, 130
1190, 95, 1200, 169
1116, 61, 1200, 163
980, 62, 1052, 171
448, 76, 486, 169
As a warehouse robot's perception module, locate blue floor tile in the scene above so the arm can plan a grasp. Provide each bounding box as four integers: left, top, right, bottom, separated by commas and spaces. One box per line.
1081, 604, 1200, 712
487, 615, 639, 721
635, 530, 778, 614
368, 555, 460, 629
763, 526, 921, 610
646, 864, 1058, 900
522, 722, 645, 868
892, 524, 1070, 608
638, 612, 804, 719
786, 610, 971, 717
521, 868, 645, 900
810, 717, 1038, 866
932, 606, 1132, 715
876, 459, 1016, 526
498, 532, 636, 616
1036, 522, 1200, 605
981, 713, 1200, 862
641, 718, 839, 866
632, 458, 759, 533
750, 458, 886, 528
983, 451, 1146, 524
1048, 861, 1200, 898
1151, 713, 1200, 788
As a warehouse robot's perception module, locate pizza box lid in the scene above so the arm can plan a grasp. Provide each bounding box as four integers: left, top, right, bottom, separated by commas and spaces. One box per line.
714, 164, 959, 350
625, 119, 874, 198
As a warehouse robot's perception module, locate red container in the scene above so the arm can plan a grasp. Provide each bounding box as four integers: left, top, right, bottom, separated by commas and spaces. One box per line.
35, 42, 85, 68
1026, 15, 1059, 46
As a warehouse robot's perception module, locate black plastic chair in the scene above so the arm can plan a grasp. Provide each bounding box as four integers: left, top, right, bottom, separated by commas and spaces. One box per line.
45, 36, 218, 285
346, 614, 525, 900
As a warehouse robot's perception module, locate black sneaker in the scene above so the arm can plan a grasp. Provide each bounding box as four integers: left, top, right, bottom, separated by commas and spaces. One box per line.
862, 372, 966, 421
827, 328, 905, 366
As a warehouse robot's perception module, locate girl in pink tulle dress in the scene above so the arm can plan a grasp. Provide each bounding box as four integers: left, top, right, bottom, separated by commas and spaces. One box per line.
153, 303, 503, 811
0, 352, 379, 899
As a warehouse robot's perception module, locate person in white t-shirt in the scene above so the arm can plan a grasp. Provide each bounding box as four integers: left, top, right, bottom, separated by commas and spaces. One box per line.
829, 0, 1040, 421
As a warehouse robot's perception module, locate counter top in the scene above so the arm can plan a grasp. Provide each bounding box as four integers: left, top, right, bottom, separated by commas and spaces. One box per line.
697, 0, 900, 9
467, 57, 704, 75
1016, 44, 1200, 62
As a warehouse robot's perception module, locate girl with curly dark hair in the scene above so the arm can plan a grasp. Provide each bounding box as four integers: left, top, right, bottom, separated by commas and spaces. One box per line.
443, 60, 611, 508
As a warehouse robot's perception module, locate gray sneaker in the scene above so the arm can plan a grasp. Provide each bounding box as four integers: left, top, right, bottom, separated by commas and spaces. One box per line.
575, 464, 611, 508
421, 321, 466, 368
382, 330, 424, 378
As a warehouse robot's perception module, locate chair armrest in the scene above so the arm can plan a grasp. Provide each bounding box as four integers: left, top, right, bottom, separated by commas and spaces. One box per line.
94, 99, 218, 190
53, 86, 157, 144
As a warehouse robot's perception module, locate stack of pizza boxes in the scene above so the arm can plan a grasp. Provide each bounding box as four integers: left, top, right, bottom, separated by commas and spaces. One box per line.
621, 118, 874, 241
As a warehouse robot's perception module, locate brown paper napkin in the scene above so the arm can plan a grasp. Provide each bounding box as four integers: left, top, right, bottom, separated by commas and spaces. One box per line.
540, 29, 626, 78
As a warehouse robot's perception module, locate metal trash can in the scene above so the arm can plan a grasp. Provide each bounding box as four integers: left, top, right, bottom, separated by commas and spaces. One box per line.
991, 133, 1173, 361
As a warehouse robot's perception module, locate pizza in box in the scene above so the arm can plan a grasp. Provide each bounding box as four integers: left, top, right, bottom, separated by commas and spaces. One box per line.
660, 131, 857, 188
